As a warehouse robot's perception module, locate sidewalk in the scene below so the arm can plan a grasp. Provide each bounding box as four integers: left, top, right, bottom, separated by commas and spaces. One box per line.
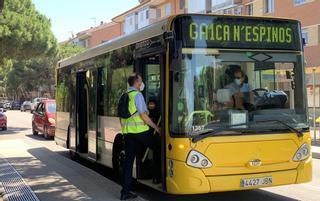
0, 139, 146, 201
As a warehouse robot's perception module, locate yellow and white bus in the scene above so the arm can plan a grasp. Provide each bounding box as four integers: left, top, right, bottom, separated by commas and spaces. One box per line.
55, 14, 312, 194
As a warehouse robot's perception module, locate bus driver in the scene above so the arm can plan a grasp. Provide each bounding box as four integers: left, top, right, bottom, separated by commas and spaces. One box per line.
224, 69, 253, 110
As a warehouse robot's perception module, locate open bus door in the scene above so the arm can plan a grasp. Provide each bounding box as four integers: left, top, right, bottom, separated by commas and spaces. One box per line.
135, 55, 166, 190
76, 70, 98, 160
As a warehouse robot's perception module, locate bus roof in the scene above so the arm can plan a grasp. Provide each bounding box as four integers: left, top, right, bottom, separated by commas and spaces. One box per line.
58, 14, 300, 69
58, 17, 170, 69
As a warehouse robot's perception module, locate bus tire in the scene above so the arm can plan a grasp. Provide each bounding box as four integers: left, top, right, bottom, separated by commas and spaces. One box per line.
112, 134, 125, 179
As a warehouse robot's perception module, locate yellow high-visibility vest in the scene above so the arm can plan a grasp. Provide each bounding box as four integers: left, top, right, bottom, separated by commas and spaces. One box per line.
120, 90, 149, 134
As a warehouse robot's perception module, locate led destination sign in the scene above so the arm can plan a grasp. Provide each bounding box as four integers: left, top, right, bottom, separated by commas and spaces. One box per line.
189, 23, 293, 44
174, 16, 301, 50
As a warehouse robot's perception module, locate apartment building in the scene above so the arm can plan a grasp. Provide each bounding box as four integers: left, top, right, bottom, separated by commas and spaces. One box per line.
65, 21, 121, 49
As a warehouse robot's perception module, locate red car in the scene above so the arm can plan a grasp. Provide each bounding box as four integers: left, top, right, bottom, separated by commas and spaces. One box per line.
0, 109, 7, 130
32, 99, 56, 139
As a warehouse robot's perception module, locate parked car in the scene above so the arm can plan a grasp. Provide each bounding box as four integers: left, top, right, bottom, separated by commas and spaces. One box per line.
3, 102, 11, 110
31, 97, 48, 112
10, 101, 21, 110
0, 109, 7, 130
20, 101, 32, 112
32, 99, 56, 139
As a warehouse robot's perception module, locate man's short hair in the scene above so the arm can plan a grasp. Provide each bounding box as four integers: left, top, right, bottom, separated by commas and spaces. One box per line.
128, 73, 141, 86
233, 68, 244, 78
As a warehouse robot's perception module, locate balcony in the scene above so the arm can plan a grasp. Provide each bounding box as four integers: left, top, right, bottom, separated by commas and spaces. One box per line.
212, 0, 242, 12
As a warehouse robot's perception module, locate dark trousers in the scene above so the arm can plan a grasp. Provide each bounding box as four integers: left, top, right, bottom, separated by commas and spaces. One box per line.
121, 131, 160, 195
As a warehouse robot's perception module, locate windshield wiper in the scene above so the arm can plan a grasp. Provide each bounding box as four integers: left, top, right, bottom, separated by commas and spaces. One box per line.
191, 120, 304, 143
256, 120, 303, 137
192, 123, 249, 143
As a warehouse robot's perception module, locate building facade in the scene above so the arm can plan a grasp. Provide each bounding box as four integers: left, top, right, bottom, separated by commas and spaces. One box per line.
65, 22, 121, 49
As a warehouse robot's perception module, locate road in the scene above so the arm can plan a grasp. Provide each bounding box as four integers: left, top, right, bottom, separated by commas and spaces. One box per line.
0, 111, 319, 201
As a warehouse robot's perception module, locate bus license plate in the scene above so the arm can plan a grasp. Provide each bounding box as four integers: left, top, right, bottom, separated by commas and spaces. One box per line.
240, 176, 272, 188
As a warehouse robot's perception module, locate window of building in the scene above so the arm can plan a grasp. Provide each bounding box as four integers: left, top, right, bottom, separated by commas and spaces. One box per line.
246, 4, 253, 15
233, 7, 242, 15
146, 10, 149, 19
264, 0, 274, 13
156, 8, 161, 18
188, 0, 206, 13
165, 3, 171, 16
180, 0, 185, 10
294, 0, 307, 6
301, 29, 309, 45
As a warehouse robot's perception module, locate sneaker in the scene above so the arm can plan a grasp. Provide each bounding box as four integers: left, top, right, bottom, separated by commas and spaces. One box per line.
120, 192, 138, 200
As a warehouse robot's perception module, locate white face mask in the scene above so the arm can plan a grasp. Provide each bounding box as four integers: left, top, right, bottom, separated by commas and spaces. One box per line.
140, 82, 145, 91
234, 79, 241, 85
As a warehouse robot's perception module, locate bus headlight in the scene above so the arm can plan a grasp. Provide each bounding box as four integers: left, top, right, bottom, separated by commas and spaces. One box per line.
187, 150, 212, 168
293, 143, 310, 161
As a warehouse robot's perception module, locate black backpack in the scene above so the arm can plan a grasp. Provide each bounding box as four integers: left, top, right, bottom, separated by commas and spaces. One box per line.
117, 90, 137, 119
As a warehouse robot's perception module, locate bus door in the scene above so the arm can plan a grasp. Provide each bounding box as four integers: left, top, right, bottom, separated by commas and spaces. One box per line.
76, 71, 88, 154
140, 56, 161, 107
137, 55, 164, 183
76, 70, 98, 160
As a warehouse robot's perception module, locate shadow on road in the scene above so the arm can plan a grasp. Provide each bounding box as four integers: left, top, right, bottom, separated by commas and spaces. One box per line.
4, 146, 299, 201
25, 134, 54, 141
52, 150, 300, 201
0, 127, 29, 135
4, 155, 91, 201
136, 187, 299, 201
25, 147, 121, 201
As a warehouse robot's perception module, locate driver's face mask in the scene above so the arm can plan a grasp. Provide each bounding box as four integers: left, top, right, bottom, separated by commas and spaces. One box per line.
234, 79, 242, 85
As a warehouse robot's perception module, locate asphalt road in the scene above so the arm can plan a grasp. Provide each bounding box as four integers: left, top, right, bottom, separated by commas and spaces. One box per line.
0, 110, 319, 201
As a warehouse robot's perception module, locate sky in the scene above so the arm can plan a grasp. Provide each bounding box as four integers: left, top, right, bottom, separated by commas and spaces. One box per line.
32, 0, 140, 42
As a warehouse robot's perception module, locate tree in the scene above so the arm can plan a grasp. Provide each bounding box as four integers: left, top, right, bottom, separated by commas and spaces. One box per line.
58, 43, 86, 60
0, 0, 58, 61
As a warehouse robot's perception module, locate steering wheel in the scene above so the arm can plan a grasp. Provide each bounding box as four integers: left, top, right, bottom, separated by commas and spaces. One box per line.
252, 88, 268, 97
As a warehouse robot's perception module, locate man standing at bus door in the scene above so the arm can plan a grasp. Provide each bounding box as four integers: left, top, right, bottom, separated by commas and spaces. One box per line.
120, 73, 160, 200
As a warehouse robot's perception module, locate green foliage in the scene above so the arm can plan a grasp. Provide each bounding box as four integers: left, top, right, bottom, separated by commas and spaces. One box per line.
0, 0, 87, 100
0, 0, 58, 61
58, 43, 86, 60
5, 58, 55, 99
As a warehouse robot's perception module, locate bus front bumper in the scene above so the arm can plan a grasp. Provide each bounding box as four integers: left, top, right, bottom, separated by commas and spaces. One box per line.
166, 157, 312, 194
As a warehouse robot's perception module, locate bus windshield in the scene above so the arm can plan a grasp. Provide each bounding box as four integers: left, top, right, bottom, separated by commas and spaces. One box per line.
170, 49, 308, 136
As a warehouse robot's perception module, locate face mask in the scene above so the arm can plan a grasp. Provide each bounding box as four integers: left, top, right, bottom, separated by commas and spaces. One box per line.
234, 79, 241, 85
140, 82, 145, 91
